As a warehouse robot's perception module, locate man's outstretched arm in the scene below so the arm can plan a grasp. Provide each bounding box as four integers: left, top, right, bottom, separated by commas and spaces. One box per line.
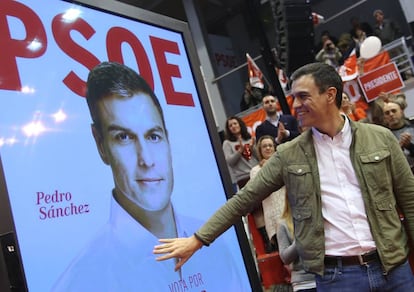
153, 235, 203, 271
153, 156, 284, 271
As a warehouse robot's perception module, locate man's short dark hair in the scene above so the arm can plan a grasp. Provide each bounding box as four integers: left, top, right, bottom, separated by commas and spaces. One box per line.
86, 61, 167, 135
290, 63, 343, 108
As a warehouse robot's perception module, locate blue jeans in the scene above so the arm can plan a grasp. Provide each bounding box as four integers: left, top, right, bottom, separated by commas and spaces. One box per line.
316, 259, 414, 291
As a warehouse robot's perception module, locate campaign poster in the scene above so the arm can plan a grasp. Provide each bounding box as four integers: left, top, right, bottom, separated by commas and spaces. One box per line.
0, 0, 257, 291
358, 62, 405, 102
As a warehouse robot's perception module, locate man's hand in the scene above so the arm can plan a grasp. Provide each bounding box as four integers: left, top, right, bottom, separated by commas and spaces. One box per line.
153, 235, 203, 271
276, 122, 288, 144
400, 132, 412, 149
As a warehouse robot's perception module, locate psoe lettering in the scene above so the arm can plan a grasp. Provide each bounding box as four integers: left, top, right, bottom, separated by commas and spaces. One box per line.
0, 0, 195, 106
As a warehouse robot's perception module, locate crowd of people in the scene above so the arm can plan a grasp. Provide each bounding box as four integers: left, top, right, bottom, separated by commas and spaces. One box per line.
315, 9, 402, 70
151, 7, 414, 292
240, 9, 405, 114
226, 8, 411, 291
154, 57, 414, 291
188, 8, 412, 291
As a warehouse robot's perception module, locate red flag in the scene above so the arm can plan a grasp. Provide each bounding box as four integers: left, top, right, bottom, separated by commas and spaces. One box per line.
312, 12, 324, 26
338, 49, 358, 82
246, 53, 264, 89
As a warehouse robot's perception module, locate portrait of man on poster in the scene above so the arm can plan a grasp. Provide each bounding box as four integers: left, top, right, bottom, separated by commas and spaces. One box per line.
52, 62, 245, 291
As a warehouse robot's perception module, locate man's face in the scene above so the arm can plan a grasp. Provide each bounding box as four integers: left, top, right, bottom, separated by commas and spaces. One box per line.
92, 93, 173, 212
292, 75, 331, 129
375, 12, 384, 23
383, 102, 404, 129
262, 95, 277, 115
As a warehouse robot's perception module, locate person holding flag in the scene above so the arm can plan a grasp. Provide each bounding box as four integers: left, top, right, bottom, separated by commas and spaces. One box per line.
247, 53, 265, 90
240, 53, 267, 111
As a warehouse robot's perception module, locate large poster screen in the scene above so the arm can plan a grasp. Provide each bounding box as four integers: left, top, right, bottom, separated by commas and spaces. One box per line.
0, 0, 254, 291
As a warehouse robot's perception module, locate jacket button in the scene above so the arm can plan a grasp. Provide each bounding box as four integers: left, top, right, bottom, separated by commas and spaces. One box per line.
374, 156, 380, 161
298, 169, 303, 173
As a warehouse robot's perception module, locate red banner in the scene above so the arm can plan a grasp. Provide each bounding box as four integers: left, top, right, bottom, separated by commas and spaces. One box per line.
358, 62, 404, 102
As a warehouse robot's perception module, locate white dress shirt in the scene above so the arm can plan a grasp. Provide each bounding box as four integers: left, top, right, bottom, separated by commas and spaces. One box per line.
312, 117, 376, 256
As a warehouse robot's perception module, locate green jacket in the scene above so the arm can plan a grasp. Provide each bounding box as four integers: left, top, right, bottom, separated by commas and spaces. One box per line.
197, 120, 414, 276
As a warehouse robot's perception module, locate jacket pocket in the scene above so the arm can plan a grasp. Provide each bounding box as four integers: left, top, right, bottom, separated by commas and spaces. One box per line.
287, 164, 313, 207
376, 198, 394, 211
359, 150, 391, 193
292, 208, 313, 240
375, 197, 402, 247
360, 150, 390, 164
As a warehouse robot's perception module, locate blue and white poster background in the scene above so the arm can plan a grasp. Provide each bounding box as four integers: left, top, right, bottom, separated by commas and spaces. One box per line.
0, 1, 251, 291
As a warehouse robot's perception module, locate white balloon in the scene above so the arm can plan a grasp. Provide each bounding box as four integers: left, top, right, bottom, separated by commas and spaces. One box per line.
360, 36, 382, 59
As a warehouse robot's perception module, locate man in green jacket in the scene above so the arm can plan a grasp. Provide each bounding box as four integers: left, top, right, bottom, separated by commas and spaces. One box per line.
154, 62, 414, 291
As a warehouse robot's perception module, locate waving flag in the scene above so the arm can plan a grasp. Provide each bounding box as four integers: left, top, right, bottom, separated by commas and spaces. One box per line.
246, 53, 264, 89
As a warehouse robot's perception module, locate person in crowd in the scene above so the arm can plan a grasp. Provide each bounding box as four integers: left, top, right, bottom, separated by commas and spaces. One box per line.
352, 26, 367, 57
255, 95, 300, 144
154, 62, 414, 291
277, 192, 316, 292
222, 116, 258, 189
250, 135, 285, 253
373, 9, 403, 45
383, 99, 414, 172
315, 38, 343, 68
340, 92, 366, 121
336, 33, 355, 62
360, 99, 386, 126
222, 116, 263, 253
349, 16, 373, 39
379, 91, 408, 111
361, 91, 405, 126
53, 62, 245, 291
373, 9, 406, 79
315, 30, 338, 53
240, 81, 265, 111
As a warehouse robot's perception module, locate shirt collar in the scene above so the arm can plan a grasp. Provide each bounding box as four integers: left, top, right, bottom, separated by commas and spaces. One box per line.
266, 112, 280, 123
312, 115, 350, 142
